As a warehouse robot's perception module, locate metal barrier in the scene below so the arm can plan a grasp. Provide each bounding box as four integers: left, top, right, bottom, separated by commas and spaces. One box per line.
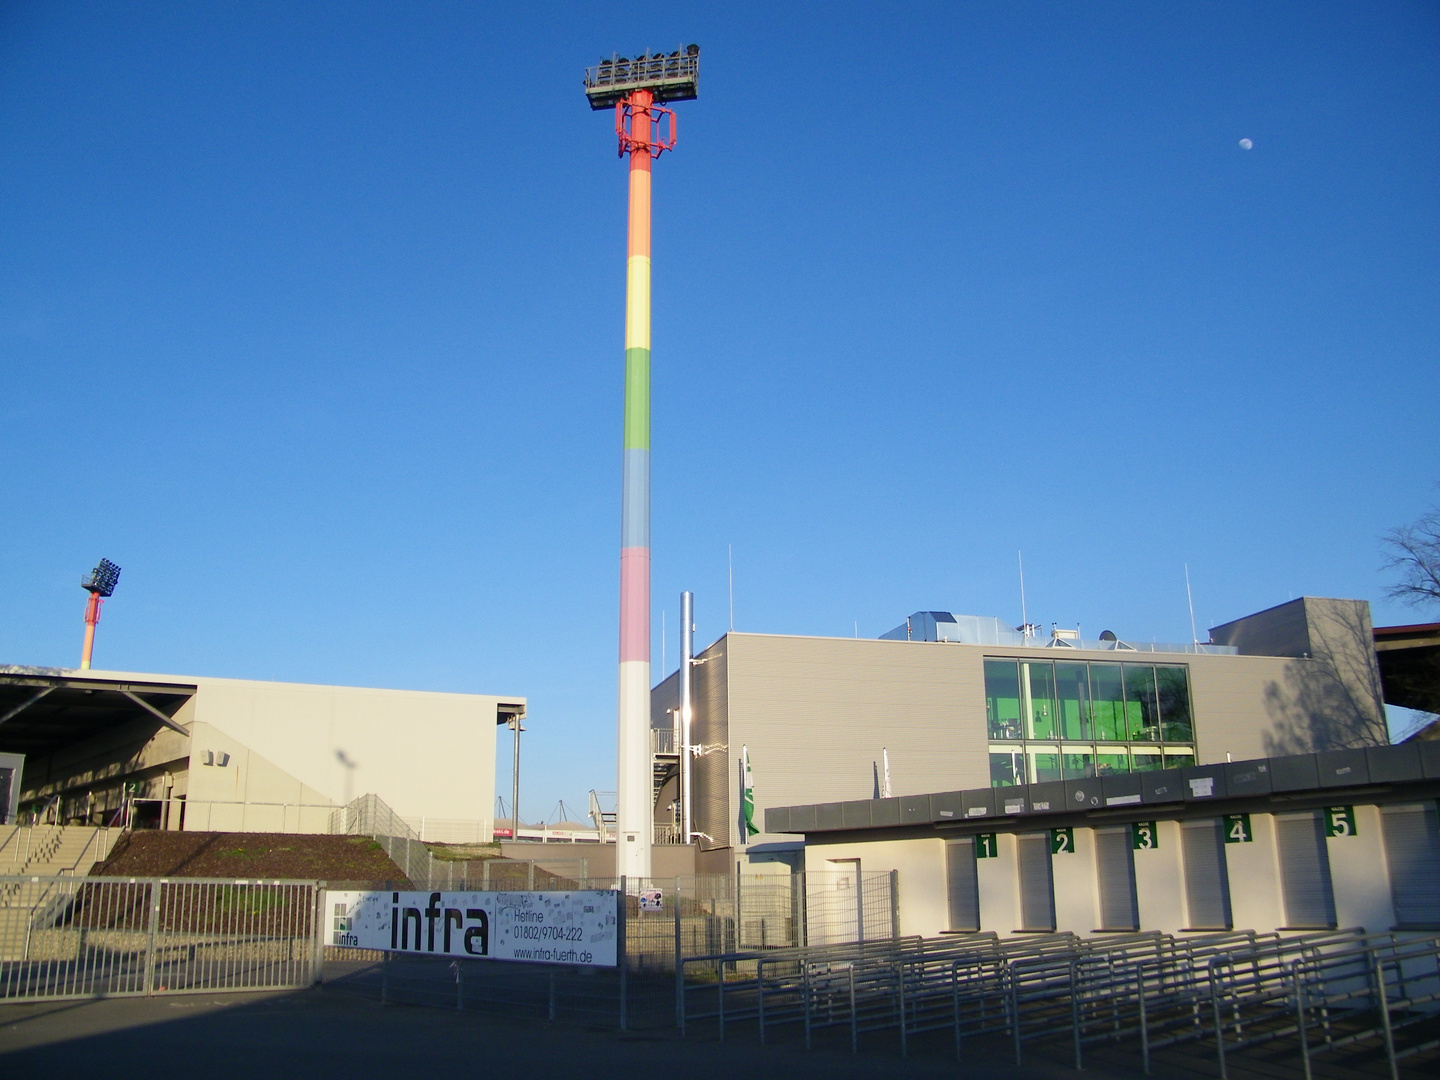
0, 875, 322, 1002
675, 925, 1440, 1075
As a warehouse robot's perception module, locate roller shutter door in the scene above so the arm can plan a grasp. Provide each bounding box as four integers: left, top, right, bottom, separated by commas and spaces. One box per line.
1017, 833, 1055, 931
1096, 827, 1139, 931
1276, 812, 1337, 929
946, 838, 980, 931
1181, 819, 1232, 930
1382, 805, 1440, 928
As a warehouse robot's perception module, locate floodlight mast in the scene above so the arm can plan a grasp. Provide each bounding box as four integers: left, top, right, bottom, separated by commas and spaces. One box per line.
584, 47, 698, 883
79, 558, 121, 670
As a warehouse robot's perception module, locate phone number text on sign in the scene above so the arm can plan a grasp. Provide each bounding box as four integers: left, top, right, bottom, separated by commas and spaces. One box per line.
326, 889, 619, 968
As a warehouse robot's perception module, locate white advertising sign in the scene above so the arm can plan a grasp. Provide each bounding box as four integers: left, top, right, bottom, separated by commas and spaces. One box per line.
326, 889, 619, 968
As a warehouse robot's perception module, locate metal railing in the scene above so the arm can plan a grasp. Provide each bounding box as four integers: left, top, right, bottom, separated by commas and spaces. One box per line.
1, 875, 322, 1001
673, 926, 1440, 1074
584, 51, 698, 95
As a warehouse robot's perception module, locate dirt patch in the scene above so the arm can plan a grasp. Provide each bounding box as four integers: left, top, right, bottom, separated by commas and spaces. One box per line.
91, 831, 411, 884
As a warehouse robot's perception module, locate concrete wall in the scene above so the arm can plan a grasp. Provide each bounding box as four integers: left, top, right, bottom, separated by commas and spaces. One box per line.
1209, 597, 1387, 752
187, 674, 512, 829
184, 720, 334, 832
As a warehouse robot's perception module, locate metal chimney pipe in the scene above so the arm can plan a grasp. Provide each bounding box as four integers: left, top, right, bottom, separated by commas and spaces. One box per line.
680, 590, 694, 844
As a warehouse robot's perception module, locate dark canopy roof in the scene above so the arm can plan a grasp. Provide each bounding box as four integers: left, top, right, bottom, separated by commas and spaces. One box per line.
0, 668, 194, 760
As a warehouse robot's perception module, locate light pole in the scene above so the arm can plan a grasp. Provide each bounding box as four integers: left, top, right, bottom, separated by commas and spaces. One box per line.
583, 45, 699, 881
510, 715, 523, 839
79, 558, 121, 670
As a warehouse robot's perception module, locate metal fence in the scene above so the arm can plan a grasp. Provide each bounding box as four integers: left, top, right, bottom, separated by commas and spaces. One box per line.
674, 926, 1440, 1075
1, 875, 322, 1002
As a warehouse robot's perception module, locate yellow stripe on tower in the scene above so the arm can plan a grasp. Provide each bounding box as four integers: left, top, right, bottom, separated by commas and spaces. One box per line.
625, 256, 651, 351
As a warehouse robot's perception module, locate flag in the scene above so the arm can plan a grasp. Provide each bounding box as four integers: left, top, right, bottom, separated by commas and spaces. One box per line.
882, 748, 892, 799
741, 745, 759, 839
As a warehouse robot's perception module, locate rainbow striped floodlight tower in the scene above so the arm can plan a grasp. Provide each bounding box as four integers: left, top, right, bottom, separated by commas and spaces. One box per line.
584, 46, 699, 881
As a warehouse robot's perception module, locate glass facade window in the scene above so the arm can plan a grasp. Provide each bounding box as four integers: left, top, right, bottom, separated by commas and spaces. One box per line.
990, 747, 1024, 786
1123, 665, 1159, 741
1061, 748, 1095, 779
1089, 664, 1127, 741
982, 657, 1198, 787
1095, 750, 1130, 776
1022, 661, 1057, 741
1028, 747, 1062, 784
1055, 662, 1090, 740
1156, 666, 1193, 742
985, 660, 1022, 740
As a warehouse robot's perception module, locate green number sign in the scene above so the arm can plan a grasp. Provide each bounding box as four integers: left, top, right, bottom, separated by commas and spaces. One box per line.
1324, 806, 1357, 838
1131, 821, 1158, 851
1051, 827, 1074, 855
975, 833, 998, 859
1223, 814, 1253, 844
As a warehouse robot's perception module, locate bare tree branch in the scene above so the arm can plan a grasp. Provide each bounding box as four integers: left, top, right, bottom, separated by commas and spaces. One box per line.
1381, 504, 1440, 612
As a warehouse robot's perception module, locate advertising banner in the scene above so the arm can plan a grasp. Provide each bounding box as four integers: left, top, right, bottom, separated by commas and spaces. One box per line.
326, 889, 619, 968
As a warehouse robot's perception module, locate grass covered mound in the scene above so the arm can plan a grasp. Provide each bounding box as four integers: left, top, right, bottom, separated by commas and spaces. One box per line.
91, 831, 410, 884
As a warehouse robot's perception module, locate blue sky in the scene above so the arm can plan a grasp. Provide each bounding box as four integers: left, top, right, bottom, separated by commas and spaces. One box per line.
2, 2, 1436, 821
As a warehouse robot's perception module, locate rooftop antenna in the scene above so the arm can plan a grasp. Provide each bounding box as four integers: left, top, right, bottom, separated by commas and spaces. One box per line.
79, 558, 121, 670
728, 544, 735, 631
1185, 564, 1199, 645
585, 44, 699, 884
1018, 550, 1028, 633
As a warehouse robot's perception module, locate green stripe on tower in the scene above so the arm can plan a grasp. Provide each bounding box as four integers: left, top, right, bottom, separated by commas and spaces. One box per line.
623, 346, 650, 450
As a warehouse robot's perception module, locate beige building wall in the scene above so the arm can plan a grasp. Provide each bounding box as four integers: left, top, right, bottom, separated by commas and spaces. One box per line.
1221, 813, 1286, 931
1134, 820, 1185, 934
1051, 826, 1097, 934
17, 669, 520, 836
980, 833, 1021, 934
1328, 804, 1394, 933
184, 674, 509, 828
699, 627, 1380, 858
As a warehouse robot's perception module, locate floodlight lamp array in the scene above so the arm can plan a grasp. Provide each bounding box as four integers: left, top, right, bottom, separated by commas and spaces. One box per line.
583, 45, 699, 110
82, 558, 121, 597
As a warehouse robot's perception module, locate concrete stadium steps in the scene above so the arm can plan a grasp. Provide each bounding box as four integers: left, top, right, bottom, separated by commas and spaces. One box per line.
1, 825, 113, 879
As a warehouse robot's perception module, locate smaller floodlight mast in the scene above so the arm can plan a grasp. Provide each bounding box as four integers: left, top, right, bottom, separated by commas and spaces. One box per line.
79, 558, 121, 670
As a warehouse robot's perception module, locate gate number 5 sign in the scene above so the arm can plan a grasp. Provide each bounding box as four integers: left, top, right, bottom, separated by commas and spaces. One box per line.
1324, 806, 1357, 838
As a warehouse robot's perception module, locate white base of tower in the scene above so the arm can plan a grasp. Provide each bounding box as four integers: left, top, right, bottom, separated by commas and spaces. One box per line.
617, 658, 652, 883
